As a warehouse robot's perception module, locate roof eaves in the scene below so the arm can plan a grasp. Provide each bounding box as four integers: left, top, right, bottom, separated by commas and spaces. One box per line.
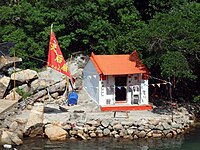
90, 52, 103, 75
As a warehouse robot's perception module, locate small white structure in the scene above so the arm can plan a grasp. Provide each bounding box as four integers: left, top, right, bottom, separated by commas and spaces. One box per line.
83, 50, 151, 111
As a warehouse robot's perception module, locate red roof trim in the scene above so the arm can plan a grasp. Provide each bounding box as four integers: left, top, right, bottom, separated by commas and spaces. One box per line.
90, 52, 102, 75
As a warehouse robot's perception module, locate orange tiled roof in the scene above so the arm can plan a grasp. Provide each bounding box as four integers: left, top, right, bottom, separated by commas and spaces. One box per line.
90, 51, 148, 75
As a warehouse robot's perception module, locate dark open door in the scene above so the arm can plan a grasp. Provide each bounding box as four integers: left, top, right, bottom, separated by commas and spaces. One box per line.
115, 76, 127, 101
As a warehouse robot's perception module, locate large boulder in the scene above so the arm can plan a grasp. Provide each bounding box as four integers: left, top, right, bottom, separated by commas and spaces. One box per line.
11, 69, 38, 83
45, 124, 68, 140
31, 79, 56, 92
0, 76, 10, 98
31, 79, 66, 94
0, 56, 22, 71
24, 102, 44, 136
38, 68, 64, 82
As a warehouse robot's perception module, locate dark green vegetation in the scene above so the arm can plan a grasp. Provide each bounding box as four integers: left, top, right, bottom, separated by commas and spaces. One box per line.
16, 87, 31, 100
0, 0, 199, 102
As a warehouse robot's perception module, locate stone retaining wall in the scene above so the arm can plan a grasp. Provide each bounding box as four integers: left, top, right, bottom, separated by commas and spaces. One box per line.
61, 118, 191, 140
43, 108, 194, 141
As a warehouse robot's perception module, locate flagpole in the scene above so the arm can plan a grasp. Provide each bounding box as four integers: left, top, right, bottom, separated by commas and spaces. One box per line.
13, 49, 16, 100
69, 54, 74, 91
51, 24, 53, 33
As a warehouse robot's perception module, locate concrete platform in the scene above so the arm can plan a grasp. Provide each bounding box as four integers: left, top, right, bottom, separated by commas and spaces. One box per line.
0, 99, 17, 115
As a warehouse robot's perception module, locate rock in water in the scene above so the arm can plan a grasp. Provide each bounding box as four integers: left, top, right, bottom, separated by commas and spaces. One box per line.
45, 124, 68, 140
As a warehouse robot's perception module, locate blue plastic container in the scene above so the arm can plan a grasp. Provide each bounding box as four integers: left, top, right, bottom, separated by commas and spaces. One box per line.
68, 91, 78, 105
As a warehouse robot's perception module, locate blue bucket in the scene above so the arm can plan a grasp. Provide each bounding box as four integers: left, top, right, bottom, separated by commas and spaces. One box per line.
68, 92, 78, 105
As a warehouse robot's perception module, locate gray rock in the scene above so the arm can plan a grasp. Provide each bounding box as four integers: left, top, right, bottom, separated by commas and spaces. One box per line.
108, 125, 113, 130
138, 125, 145, 131
103, 128, 110, 136
121, 121, 133, 126
90, 132, 96, 138
101, 119, 110, 128
70, 136, 76, 140
110, 121, 118, 127
99, 125, 104, 130
11, 69, 38, 83
111, 130, 118, 135
31, 78, 55, 92
166, 132, 173, 138
138, 130, 146, 138
98, 133, 104, 137
127, 129, 134, 135
162, 122, 171, 130
119, 129, 127, 137
113, 124, 123, 130
96, 129, 103, 134
114, 134, 120, 138
163, 130, 170, 135
156, 124, 164, 130
133, 135, 138, 139
86, 120, 100, 127
171, 122, 180, 129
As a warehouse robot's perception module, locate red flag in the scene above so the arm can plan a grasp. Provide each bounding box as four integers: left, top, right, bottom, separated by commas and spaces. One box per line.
47, 32, 72, 79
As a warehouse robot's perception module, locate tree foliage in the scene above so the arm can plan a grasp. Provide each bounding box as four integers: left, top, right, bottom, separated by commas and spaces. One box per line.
133, 2, 200, 100
135, 2, 200, 78
0, 0, 199, 101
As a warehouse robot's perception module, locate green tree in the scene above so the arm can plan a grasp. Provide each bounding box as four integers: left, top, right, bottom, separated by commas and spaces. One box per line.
0, 0, 65, 68
0, 0, 145, 68
134, 0, 199, 21
60, 0, 145, 54
134, 2, 200, 99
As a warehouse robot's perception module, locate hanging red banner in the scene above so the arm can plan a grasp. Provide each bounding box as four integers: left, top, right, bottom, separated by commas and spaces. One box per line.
47, 31, 72, 79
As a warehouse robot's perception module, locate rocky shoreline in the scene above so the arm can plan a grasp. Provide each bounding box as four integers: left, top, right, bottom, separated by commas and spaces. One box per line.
0, 54, 199, 147
0, 91, 196, 146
